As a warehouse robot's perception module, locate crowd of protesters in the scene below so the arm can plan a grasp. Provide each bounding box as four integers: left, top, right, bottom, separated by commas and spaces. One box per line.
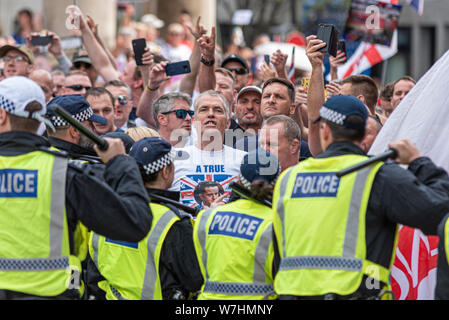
1, 4, 449, 301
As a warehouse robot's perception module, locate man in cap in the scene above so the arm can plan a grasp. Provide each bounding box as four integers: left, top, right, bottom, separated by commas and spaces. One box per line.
272, 94, 449, 300
0, 76, 152, 299
71, 50, 99, 87
221, 54, 251, 92
223, 85, 262, 148
234, 85, 263, 134
0, 45, 34, 78
45, 95, 108, 162
234, 78, 312, 160
87, 137, 203, 300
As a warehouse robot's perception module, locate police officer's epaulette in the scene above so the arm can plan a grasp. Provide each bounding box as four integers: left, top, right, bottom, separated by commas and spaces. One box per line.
72, 155, 103, 164
163, 203, 194, 220
37, 146, 70, 158
148, 192, 199, 217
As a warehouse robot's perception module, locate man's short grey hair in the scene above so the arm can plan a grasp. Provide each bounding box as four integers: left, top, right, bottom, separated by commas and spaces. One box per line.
193, 90, 230, 120
152, 92, 192, 129
104, 80, 133, 100
263, 115, 301, 142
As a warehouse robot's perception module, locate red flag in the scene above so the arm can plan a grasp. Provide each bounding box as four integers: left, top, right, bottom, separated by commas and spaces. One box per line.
391, 225, 439, 300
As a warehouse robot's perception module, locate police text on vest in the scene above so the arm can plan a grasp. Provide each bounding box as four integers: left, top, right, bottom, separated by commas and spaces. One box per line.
291, 172, 340, 198
209, 212, 263, 241
0, 169, 38, 198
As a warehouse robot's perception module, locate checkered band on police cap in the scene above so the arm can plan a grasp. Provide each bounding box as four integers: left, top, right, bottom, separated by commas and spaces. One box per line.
0, 95, 16, 113
319, 105, 346, 126
142, 149, 175, 175
50, 107, 95, 127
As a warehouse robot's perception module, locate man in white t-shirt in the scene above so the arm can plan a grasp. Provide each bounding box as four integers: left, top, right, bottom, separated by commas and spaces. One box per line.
172, 90, 247, 209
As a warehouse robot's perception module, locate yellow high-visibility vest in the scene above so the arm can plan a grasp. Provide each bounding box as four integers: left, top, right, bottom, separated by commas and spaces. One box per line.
0, 151, 82, 297
89, 203, 179, 300
273, 154, 397, 297
193, 199, 276, 300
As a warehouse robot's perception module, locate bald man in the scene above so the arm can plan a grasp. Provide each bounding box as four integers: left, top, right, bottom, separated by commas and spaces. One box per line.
29, 69, 54, 103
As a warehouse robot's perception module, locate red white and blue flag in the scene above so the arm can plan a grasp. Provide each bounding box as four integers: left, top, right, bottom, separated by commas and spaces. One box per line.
407, 0, 424, 15
288, 46, 296, 83
332, 30, 398, 80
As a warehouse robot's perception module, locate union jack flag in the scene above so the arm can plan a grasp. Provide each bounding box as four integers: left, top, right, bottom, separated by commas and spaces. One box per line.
179, 173, 238, 209
333, 30, 398, 80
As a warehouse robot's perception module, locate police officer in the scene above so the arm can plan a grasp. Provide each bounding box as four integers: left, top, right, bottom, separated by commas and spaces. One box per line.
435, 213, 449, 299
87, 137, 203, 300
272, 95, 449, 300
45, 95, 107, 163
0, 76, 152, 300
193, 149, 281, 300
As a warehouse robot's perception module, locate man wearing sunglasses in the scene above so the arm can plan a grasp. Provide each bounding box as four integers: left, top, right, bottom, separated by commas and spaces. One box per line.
153, 92, 193, 148
221, 54, 251, 93
0, 45, 34, 78
104, 80, 136, 132
61, 70, 93, 96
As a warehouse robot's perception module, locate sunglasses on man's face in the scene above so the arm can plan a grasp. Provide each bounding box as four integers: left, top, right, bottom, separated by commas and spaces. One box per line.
162, 109, 194, 119
116, 95, 129, 106
65, 85, 92, 92
74, 62, 93, 70
226, 67, 248, 75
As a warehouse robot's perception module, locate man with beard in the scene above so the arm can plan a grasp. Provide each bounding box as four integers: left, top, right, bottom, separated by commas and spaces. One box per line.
45, 95, 108, 162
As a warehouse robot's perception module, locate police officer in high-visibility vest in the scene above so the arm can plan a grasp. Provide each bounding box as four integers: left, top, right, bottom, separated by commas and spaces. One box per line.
0, 76, 152, 300
272, 95, 449, 300
435, 213, 449, 299
45, 95, 107, 163
88, 137, 203, 300
193, 149, 281, 300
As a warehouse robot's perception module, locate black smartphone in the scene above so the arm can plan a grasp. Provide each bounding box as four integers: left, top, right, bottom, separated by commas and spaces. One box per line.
165, 60, 191, 76
264, 55, 270, 65
338, 40, 346, 56
132, 38, 147, 66
31, 36, 52, 46
317, 24, 339, 57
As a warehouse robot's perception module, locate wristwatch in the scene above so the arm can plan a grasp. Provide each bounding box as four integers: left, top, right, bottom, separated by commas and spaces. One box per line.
200, 55, 215, 66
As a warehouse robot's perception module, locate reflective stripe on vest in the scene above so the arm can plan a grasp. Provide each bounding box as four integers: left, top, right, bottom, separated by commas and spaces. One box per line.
110, 284, 127, 300
197, 207, 274, 296
141, 210, 175, 300
203, 281, 273, 296
276, 167, 294, 258
445, 217, 449, 266
49, 156, 67, 258
0, 257, 69, 271
277, 166, 372, 273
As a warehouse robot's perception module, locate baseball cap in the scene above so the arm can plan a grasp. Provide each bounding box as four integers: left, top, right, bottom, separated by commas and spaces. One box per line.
129, 137, 174, 175
315, 95, 368, 130
102, 132, 135, 154
141, 14, 165, 29
72, 50, 92, 66
46, 95, 107, 127
236, 86, 262, 102
221, 54, 249, 73
0, 76, 52, 127
239, 149, 281, 189
0, 45, 34, 64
